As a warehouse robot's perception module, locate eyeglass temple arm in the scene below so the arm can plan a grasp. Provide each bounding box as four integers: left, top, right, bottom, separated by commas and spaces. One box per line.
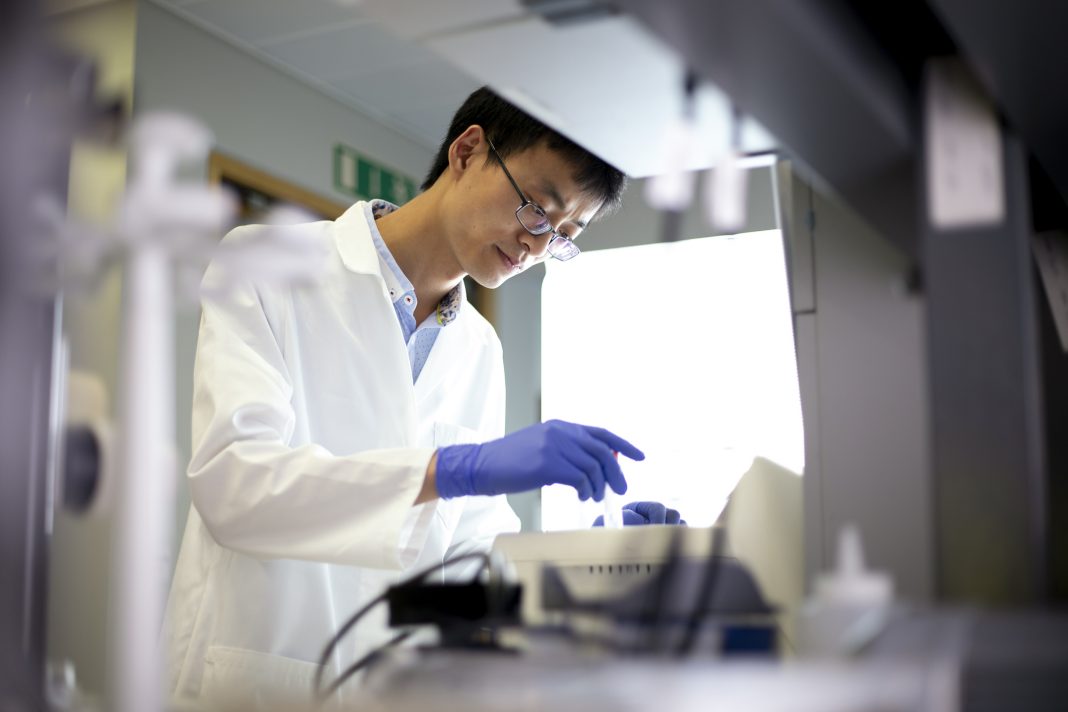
486, 138, 529, 203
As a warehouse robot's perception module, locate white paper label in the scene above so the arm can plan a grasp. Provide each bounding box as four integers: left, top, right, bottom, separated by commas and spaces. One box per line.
925, 59, 1005, 229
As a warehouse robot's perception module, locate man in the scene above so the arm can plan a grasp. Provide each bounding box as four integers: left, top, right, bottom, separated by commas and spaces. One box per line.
164, 87, 657, 707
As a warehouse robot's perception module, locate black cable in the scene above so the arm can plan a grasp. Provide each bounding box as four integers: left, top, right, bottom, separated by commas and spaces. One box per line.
319, 629, 415, 701
675, 497, 732, 656
313, 592, 388, 698
644, 524, 684, 653
313, 551, 491, 701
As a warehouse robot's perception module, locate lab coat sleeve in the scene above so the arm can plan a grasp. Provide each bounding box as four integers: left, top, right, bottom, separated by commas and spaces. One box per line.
187, 250, 430, 571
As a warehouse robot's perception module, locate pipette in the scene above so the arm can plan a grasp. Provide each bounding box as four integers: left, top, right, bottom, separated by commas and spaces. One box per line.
603, 451, 625, 528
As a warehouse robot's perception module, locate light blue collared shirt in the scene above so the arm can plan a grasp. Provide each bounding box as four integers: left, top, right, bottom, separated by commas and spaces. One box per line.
364, 200, 462, 382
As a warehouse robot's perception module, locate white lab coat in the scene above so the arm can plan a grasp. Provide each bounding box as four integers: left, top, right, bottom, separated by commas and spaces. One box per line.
164, 202, 520, 707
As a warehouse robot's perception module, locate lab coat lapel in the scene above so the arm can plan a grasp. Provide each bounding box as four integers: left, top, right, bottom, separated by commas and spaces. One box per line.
334, 202, 381, 276
413, 281, 469, 401
333, 202, 421, 433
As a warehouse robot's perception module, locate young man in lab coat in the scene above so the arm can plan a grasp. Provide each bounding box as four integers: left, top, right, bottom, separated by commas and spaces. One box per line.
165, 87, 658, 706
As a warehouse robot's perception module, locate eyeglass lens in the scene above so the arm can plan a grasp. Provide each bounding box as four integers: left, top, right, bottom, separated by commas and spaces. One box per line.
517, 203, 552, 235
548, 237, 580, 260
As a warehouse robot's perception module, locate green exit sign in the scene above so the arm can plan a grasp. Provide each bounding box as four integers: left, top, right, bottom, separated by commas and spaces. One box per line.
333, 143, 419, 205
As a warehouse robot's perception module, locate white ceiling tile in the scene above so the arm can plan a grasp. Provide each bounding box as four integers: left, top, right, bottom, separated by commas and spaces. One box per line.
333, 61, 480, 115
180, 0, 367, 44
262, 21, 440, 82
359, 0, 525, 41
394, 104, 462, 145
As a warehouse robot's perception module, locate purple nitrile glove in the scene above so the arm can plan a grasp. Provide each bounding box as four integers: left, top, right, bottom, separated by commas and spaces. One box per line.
592, 501, 687, 527
435, 419, 643, 501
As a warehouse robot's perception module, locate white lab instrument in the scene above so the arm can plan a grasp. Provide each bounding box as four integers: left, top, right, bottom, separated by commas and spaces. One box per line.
111, 112, 231, 712
494, 526, 723, 625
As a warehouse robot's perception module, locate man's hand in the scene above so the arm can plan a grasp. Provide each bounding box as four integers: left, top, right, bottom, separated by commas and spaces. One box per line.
592, 501, 686, 527
433, 420, 643, 501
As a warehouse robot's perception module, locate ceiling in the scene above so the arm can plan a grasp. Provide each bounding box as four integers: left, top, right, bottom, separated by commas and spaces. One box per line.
146, 0, 489, 151
146, 0, 776, 176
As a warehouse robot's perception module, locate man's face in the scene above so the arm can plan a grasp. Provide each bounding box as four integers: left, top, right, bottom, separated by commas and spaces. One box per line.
445, 139, 602, 288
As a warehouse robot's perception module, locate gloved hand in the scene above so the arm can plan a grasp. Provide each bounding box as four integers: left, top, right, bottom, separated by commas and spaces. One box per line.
592, 501, 687, 527
435, 419, 643, 501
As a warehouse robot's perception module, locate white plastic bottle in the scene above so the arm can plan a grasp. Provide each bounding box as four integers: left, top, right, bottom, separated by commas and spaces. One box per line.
797, 524, 894, 657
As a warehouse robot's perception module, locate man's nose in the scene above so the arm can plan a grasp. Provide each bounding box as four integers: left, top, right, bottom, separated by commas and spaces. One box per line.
518, 230, 552, 260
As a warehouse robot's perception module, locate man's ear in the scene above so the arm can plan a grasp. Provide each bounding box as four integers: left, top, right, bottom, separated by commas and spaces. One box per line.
448, 125, 486, 176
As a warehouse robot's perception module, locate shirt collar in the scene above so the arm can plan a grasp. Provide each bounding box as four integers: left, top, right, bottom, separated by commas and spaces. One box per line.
363, 199, 463, 327
365, 200, 413, 304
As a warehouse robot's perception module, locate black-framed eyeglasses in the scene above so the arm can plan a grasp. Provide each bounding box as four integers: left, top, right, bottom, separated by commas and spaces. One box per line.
486, 138, 580, 262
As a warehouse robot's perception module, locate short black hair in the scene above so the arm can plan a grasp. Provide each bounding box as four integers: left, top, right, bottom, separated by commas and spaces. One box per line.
421, 87, 627, 220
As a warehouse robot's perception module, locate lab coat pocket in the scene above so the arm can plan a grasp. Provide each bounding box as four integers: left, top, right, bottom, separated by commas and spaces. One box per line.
201, 645, 321, 710
433, 421, 487, 447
